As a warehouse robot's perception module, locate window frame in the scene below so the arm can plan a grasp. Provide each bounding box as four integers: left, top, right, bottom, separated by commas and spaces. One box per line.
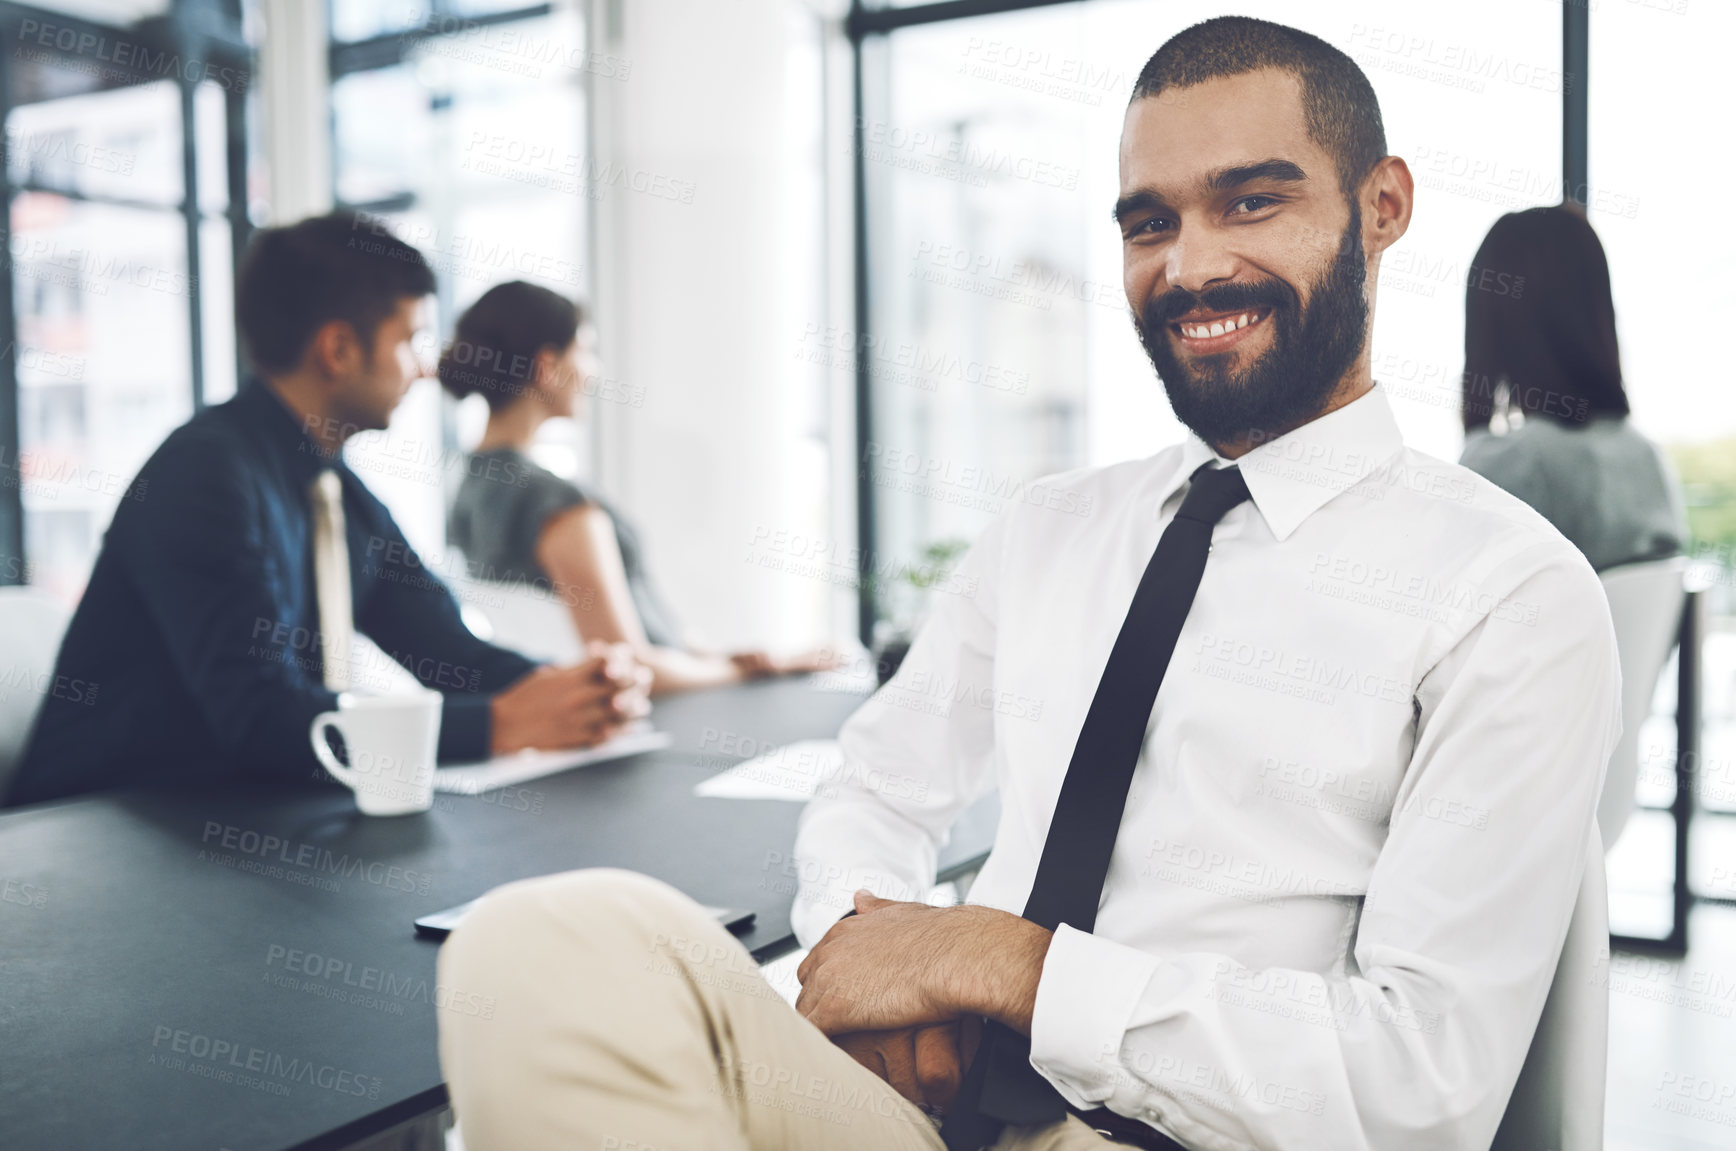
0, 0, 253, 586
842, 0, 1587, 640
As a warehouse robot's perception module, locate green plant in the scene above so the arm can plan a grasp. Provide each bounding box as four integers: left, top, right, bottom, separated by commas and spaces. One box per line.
903, 538, 971, 591
1669, 438, 1736, 561
870, 536, 972, 629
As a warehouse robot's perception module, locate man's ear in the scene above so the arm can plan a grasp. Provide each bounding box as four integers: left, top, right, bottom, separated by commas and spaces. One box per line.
305, 319, 365, 381
1361, 155, 1414, 261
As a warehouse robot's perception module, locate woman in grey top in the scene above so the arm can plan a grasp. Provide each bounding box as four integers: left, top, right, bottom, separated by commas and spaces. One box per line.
441, 281, 837, 694
1458, 206, 1686, 572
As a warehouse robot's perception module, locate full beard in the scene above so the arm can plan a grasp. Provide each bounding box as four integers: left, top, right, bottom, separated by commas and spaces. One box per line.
1136, 211, 1369, 451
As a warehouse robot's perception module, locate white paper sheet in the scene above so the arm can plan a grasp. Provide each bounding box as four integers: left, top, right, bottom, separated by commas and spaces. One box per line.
692, 739, 844, 802
434, 726, 673, 794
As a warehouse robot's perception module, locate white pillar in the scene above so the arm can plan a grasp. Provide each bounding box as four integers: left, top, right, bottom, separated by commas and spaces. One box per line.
588, 0, 836, 651
257, 0, 333, 222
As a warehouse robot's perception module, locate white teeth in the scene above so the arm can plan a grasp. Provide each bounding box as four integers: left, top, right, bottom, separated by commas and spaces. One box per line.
1181, 312, 1261, 339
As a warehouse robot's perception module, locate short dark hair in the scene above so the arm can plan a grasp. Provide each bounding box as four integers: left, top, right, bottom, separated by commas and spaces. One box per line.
1132, 17, 1387, 201
235, 211, 436, 376
437, 281, 586, 410
1462, 206, 1628, 431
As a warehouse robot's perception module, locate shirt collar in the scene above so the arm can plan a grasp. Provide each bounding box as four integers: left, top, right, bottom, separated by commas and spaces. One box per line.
1161, 385, 1406, 542
237, 380, 348, 486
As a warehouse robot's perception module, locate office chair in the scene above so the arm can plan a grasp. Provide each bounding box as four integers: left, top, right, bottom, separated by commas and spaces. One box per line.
443, 548, 586, 665
1487, 559, 1658, 1151
0, 587, 73, 798
1491, 826, 1608, 1151
1597, 557, 1688, 850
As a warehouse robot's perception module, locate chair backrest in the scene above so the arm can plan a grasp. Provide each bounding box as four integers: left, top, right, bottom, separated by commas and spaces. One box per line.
443, 567, 584, 666
0, 587, 74, 797
1491, 827, 1608, 1151
1597, 557, 1687, 849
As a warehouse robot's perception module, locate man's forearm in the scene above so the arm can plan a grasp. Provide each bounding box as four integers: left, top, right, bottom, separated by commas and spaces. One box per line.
795, 894, 1052, 1038
945, 905, 1053, 1035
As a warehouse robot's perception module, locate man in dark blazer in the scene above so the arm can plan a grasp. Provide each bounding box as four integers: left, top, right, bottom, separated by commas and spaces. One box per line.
8, 212, 647, 807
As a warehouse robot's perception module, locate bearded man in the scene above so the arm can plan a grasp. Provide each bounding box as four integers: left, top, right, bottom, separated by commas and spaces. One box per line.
435, 16, 1619, 1151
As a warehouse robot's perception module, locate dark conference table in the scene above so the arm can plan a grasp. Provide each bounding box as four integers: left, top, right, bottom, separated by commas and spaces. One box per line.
0, 677, 1000, 1151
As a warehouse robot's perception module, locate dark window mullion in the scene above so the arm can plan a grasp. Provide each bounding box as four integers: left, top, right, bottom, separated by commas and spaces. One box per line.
225, 78, 248, 391
850, 32, 876, 646
329, 4, 553, 78
1563, 0, 1588, 205
3, 180, 187, 217
0, 35, 20, 585
177, 44, 204, 411
847, 0, 1075, 39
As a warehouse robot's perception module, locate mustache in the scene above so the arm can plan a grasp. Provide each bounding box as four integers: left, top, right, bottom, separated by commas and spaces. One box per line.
1140, 278, 1300, 333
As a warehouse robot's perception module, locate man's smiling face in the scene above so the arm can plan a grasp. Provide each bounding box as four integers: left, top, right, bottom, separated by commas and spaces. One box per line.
1117, 68, 1373, 452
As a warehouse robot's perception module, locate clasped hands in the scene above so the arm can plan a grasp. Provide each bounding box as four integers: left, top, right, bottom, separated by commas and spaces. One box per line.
490, 641, 652, 755
794, 890, 1052, 1114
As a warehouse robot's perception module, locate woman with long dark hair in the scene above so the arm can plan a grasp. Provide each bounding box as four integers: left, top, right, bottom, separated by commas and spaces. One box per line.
1458, 206, 1684, 571
441, 280, 836, 694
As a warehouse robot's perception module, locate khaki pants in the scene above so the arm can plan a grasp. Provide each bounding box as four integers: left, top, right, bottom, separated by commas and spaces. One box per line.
437, 869, 1121, 1151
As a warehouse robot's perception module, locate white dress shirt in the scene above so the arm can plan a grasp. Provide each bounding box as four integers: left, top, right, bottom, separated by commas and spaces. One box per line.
792, 385, 1620, 1151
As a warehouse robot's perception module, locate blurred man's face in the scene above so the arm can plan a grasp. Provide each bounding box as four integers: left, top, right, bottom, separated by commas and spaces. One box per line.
1116, 68, 1370, 450
331, 296, 431, 435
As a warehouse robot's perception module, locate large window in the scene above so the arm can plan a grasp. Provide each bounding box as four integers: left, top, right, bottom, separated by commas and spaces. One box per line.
329, 0, 594, 563
0, 0, 251, 602
1586, 2, 1736, 957
857, 0, 1562, 635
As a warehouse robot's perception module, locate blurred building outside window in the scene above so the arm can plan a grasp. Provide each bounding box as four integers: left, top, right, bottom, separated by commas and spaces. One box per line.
5, 1, 250, 605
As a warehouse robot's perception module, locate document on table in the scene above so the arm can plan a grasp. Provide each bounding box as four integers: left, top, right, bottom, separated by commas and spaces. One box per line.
693, 739, 843, 802
434, 725, 673, 794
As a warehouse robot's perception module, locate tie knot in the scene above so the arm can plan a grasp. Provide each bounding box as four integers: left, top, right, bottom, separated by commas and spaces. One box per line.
1174, 463, 1250, 526
312, 469, 342, 506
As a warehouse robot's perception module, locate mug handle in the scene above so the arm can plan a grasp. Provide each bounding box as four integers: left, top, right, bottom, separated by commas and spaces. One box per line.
310, 712, 360, 790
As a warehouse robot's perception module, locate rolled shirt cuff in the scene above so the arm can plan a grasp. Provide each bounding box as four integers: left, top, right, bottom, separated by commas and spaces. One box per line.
1028, 923, 1162, 1107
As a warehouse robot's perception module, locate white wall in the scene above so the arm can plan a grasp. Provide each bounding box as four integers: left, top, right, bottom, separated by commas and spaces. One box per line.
587, 0, 845, 652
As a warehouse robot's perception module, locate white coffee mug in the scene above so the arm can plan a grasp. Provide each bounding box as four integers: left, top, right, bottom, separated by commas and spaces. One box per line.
309, 691, 443, 816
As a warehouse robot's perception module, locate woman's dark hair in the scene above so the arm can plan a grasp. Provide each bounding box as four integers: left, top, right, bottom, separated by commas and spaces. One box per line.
1462, 206, 1628, 432
437, 281, 587, 410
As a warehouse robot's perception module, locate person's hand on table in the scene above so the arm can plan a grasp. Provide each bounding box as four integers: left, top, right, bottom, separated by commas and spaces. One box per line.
489, 641, 651, 754
831, 1017, 982, 1114
795, 890, 1052, 1105
729, 646, 844, 679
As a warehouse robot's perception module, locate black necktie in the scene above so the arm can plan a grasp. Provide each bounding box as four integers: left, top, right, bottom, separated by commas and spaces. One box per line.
941, 462, 1252, 1151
